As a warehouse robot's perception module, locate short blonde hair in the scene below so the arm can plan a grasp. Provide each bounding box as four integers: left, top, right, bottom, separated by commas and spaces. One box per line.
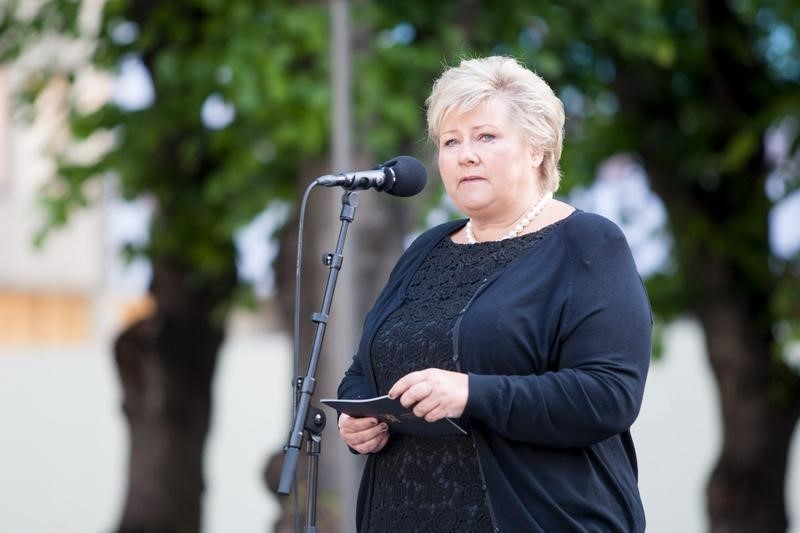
426, 56, 565, 192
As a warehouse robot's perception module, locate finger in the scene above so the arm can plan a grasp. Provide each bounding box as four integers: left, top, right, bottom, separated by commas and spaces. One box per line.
352, 425, 390, 453
346, 422, 389, 447
412, 396, 439, 419
337, 412, 353, 429
399, 381, 433, 409
388, 370, 427, 400
339, 414, 381, 432
344, 425, 383, 446
413, 380, 468, 420
412, 379, 456, 412
422, 405, 447, 422
369, 432, 390, 453
362, 430, 390, 454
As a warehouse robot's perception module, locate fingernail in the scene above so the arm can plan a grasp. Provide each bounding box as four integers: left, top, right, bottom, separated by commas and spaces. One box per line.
381, 423, 388, 432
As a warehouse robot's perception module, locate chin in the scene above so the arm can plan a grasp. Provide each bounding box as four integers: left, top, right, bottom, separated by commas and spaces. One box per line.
455, 197, 492, 216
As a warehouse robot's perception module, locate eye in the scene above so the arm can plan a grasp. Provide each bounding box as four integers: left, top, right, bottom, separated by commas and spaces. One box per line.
442, 138, 458, 148
478, 133, 496, 142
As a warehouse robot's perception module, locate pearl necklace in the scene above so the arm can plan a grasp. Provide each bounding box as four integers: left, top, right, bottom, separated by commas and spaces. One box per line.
465, 191, 553, 245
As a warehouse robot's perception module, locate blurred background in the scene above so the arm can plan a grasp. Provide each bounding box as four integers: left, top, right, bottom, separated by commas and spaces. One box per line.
1, 0, 799, 532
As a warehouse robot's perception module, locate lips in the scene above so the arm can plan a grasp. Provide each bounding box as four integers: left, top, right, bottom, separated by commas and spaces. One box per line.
459, 175, 485, 184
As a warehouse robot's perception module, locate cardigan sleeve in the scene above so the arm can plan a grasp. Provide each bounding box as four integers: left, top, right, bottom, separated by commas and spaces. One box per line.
464, 216, 652, 447
338, 354, 372, 400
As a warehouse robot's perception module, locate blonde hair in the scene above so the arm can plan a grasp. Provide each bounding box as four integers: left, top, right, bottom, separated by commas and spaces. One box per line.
426, 56, 565, 192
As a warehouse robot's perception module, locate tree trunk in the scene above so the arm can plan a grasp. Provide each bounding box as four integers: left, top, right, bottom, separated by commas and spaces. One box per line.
693, 256, 800, 532
114, 257, 233, 533
609, 0, 800, 525
641, 161, 800, 531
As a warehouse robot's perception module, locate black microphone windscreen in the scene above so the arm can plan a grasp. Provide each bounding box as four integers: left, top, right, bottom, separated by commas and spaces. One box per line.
381, 155, 427, 197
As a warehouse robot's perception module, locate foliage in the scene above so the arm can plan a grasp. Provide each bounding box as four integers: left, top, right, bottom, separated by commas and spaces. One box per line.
1, 0, 335, 300
361, 0, 800, 342
2, 0, 798, 361
2, 0, 798, 316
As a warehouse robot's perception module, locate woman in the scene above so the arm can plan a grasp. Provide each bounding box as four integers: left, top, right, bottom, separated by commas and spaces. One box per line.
336, 56, 651, 532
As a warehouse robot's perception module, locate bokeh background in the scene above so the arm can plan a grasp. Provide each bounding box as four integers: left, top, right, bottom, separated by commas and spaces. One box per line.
1, 1, 799, 532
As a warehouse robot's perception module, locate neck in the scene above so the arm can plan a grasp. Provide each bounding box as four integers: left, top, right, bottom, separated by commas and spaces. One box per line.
466, 191, 553, 244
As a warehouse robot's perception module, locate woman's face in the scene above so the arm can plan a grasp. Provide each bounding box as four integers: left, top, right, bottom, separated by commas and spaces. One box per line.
437, 98, 542, 222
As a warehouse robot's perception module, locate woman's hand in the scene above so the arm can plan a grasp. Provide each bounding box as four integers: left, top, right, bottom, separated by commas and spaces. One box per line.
337, 413, 390, 454
388, 369, 469, 422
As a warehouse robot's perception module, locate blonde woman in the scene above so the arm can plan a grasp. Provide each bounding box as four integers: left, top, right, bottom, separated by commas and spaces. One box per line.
337, 56, 651, 533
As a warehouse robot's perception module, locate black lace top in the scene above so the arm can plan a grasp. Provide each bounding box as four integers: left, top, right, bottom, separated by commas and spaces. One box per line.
367, 228, 553, 532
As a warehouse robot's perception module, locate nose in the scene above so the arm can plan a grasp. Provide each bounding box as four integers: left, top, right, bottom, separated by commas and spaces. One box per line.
458, 140, 478, 166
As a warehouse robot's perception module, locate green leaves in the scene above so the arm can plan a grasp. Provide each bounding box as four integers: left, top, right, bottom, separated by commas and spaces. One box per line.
4, 0, 799, 332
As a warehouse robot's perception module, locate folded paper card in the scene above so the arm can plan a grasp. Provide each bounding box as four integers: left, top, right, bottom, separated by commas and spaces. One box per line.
320, 395, 466, 436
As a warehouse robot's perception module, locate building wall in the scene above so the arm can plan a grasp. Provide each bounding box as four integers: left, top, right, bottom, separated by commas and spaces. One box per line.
0, 65, 109, 345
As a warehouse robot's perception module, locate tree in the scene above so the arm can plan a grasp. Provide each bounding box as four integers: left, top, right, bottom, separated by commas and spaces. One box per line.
545, 3, 800, 530
2, 1, 336, 531
1, 1, 439, 531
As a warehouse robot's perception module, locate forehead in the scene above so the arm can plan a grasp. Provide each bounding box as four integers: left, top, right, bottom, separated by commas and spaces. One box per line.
440, 97, 512, 133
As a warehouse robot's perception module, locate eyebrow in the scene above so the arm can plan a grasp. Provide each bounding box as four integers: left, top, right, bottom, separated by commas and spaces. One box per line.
439, 124, 499, 136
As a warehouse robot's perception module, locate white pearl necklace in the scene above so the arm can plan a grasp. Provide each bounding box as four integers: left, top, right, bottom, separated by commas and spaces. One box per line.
465, 191, 553, 245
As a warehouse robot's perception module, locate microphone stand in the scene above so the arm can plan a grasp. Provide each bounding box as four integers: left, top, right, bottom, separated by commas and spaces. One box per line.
278, 190, 360, 533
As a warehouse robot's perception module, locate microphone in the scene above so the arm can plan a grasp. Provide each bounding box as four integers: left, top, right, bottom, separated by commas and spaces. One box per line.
315, 155, 427, 197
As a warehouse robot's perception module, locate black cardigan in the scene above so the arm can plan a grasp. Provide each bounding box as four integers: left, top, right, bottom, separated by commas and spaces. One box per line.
338, 210, 652, 532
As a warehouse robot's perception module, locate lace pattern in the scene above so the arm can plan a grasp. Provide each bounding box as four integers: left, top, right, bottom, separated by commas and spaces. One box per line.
367, 227, 555, 532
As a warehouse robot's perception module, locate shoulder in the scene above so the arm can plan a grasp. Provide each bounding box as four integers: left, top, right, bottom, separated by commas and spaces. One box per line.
553, 210, 640, 281
404, 219, 465, 255
558, 210, 630, 254
385, 218, 465, 277
560, 210, 625, 239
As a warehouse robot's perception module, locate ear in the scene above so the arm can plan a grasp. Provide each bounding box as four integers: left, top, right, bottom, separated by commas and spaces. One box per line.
530, 147, 544, 168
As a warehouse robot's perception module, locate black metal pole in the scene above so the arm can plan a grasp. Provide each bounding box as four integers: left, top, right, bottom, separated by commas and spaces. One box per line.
278, 190, 359, 532
305, 432, 322, 532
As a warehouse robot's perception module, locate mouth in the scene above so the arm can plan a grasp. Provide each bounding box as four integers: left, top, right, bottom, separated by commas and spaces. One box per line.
458, 175, 485, 185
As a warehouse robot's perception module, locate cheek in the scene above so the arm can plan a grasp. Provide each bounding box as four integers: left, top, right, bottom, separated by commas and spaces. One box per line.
437, 154, 458, 187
